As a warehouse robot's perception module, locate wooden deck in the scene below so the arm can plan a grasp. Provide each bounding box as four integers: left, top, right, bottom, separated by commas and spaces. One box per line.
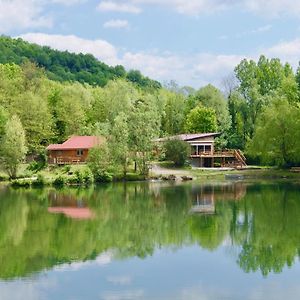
190, 150, 247, 168
52, 157, 85, 165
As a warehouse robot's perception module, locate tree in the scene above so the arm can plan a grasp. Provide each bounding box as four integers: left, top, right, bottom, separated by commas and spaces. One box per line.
110, 113, 130, 176
129, 97, 160, 175
233, 56, 298, 142
0, 106, 8, 141
184, 105, 217, 133
13, 92, 53, 153
247, 97, 300, 167
0, 115, 27, 179
87, 143, 111, 182
164, 139, 190, 167
186, 84, 231, 133
161, 89, 185, 135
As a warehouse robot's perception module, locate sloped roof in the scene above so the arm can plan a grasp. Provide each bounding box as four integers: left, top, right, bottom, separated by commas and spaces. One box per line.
47, 136, 104, 150
155, 133, 220, 142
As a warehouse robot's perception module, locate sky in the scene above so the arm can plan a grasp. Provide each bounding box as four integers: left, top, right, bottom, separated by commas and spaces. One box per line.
1, 0, 300, 88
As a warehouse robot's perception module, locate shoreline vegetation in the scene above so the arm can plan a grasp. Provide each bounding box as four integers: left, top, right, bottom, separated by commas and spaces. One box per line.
2, 163, 300, 188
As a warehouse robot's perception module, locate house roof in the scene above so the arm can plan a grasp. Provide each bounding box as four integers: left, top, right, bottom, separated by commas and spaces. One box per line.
47, 136, 104, 150
155, 133, 220, 142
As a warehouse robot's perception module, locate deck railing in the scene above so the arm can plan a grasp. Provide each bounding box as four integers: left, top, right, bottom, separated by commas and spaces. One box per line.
191, 150, 236, 157
51, 157, 85, 164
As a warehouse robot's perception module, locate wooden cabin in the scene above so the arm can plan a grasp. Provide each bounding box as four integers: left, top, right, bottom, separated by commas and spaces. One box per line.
156, 133, 246, 168
47, 136, 104, 165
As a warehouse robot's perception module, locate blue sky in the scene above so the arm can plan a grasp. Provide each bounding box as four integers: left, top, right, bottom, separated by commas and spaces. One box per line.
1, 0, 300, 88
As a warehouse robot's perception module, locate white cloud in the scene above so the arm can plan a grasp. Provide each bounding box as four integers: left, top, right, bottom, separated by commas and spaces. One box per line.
251, 24, 272, 33
264, 38, 300, 66
101, 289, 144, 300
0, 0, 87, 33
244, 0, 300, 17
103, 19, 129, 29
97, 1, 141, 13
96, 0, 300, 17
0, 0, 52, 33
106, 275, 132, 285
54, 251, 113, 272
19, 33, 119, 65
234, 24, 272, 38
18, 32, 246, 87
51, 0, 86, 4
19, 33, 300, 88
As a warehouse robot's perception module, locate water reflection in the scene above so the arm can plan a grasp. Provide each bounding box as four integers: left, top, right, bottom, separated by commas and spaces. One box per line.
48, 191, 94, 219
0, 181, 299, 280
189, 182, 246, 214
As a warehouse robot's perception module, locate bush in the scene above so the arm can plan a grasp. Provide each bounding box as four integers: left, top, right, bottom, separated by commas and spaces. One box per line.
94, 171, 112, 183
0, 174, 8, 182
68, 169, 94, 185
32, 174, 46, 187
164, 139, 191, 167
27, 154, 47, 173
63, 165, 71, 173
88, 144, 111, 183
11, 179, 31, 188
53, 176, 65, 187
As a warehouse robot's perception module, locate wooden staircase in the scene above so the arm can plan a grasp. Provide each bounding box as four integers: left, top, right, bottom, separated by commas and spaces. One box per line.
233, 150, 247, 167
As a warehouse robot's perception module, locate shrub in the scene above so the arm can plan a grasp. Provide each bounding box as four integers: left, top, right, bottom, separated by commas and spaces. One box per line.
53, 176, 65, 187
88, 143, 111, 183
11, 179, 31, 188
94, 171, 112, 183
164, 139, 191, 167
32, 174, 46, 187
63, 165, 71, 173
83, 168, 94, 184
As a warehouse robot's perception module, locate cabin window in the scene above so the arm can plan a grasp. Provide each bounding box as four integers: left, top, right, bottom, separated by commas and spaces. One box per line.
199, 145, 205, 153
191, 146, 197, 155
205, 145, 212, 152
77, 149, 84, 156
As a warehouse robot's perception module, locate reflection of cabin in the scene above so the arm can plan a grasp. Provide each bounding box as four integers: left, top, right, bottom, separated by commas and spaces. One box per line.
190, 182, 247, 214
190, 194, 215, 214
156, 133, 246, 168
47, 136, 104, 165
47, 191, 93, 219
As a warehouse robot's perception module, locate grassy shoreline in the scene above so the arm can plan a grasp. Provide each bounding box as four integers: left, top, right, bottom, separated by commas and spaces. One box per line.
1, 163, 300, 188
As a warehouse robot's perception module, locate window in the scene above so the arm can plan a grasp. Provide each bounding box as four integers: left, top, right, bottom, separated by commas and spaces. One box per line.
205, 145, 212, 152
77, 149, 84, 156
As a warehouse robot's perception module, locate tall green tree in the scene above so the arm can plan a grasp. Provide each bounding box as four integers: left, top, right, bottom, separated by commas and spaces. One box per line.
0, 115, 27, 179
129, 97, 160, 175
247, 97, 300, 166
186, 84, 231, 133
110, 113, 130, 176
161, 89, 185, 135
184, 105, 217, 133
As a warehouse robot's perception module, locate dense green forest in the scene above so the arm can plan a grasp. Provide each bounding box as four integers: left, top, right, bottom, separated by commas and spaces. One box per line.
1, 36, 300, 178
0, 36, 161, 89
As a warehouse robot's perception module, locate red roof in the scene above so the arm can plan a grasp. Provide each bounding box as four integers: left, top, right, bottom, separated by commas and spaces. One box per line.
47, 136, 104, 150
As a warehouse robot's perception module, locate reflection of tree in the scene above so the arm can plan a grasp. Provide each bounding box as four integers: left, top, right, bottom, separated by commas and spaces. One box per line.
234, 185, 300, 276
188, 205, 232, 250
0, 182, 299, 279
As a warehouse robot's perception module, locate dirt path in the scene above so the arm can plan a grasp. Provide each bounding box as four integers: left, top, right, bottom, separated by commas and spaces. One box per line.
150, 164, 191, 176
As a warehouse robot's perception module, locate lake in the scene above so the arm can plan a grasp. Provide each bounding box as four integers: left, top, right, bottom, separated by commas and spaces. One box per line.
0, 180, 300, 300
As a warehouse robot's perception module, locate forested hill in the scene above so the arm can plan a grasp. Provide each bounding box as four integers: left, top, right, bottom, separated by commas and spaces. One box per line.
0, 36, 161, 90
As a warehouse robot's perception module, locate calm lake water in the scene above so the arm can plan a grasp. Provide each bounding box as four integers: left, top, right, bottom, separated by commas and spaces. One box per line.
0, 180, 300, 300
